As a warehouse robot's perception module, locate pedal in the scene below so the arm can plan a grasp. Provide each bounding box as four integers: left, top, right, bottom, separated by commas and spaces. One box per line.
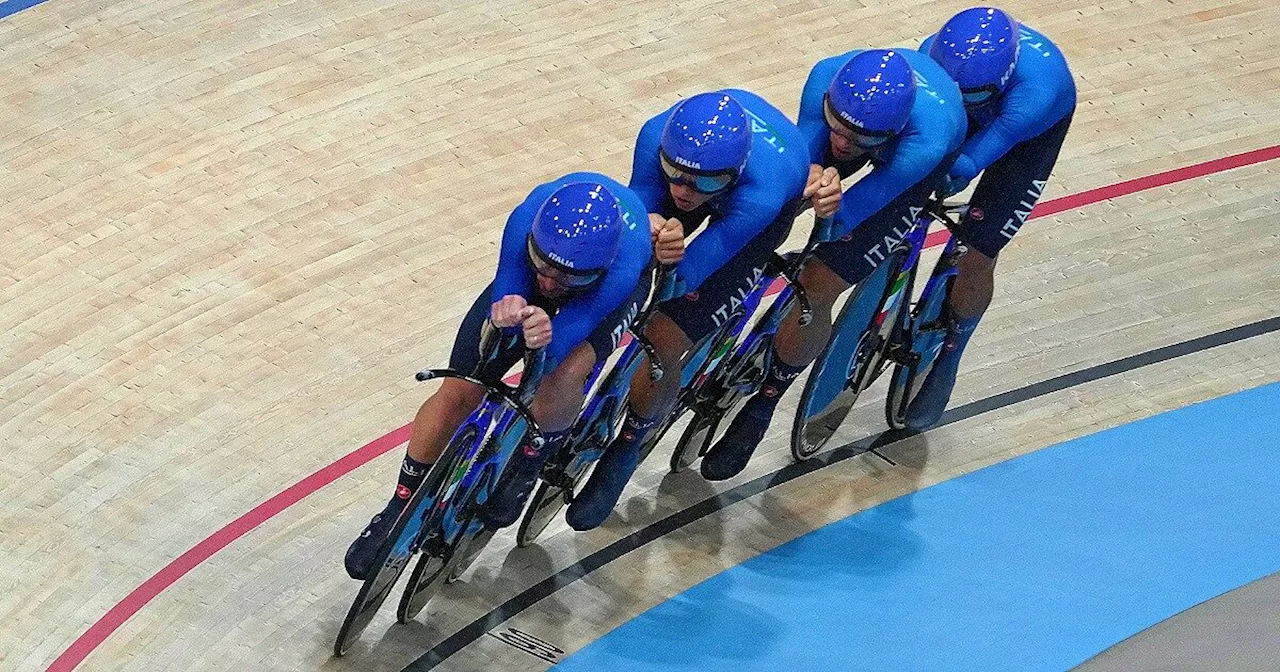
419, 532, 446, 558
543, 470, 576, 492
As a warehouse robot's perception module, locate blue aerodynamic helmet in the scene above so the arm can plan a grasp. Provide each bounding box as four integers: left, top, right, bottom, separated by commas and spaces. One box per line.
527, 181, 623, 289
824, 49, 917, 148
658, 92, 751, 194
928, 7, 1022, 107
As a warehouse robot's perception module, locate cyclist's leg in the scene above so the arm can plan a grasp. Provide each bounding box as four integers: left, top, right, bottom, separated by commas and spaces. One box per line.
566, 218, 787, 528
907, 113, 1073, 430
345, 285, 517, 578
483, 279, 649, 529
702, 173, 940, 479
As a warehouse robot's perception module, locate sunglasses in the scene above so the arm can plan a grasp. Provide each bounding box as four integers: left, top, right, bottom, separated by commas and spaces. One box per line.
658, 151, 737, 195
822, 94, 896, 150
961, 85, 1000, 107
526, 234, 605, 289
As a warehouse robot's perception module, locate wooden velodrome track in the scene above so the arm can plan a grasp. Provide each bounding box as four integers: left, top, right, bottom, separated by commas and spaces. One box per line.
2, 0, 1277, 670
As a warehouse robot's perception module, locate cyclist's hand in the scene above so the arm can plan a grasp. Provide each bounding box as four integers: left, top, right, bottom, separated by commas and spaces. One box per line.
803, 163, 824, 199
490, 294, 529, 329
649, 213, 665, 243
806, 166, 841, 219
520, 306, 552, 350
654, 217, 685, 265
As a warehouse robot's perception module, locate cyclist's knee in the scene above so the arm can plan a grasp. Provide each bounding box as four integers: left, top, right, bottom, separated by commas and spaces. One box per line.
799, 259, 847, 308
531, 345, 595, 431
424, 378, 483, 415
537, 348, 593, 403
959, 247, 997, 275
644, 313, 693, 370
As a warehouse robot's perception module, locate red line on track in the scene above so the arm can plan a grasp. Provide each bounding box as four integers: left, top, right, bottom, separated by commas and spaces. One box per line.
45, 144, 1280, 672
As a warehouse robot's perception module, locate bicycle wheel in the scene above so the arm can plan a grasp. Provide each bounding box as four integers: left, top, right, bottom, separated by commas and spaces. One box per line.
334, 423, 479, 656
446, 524, 495, 583
516, 480, 567, 548
396, 516, 491, 622
885, 246, 961, 430
670, 409, 722, 473
790, 252, 907, 461
394, 538, 450, 624
636, 399, 687, 465
396, 452, 497, 623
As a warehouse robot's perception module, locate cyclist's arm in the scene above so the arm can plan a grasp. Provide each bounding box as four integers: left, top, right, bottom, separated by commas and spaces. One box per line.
959, 82, 1066, 173
831, 132, 943, 239
544, 215, 651, 368
797, 61, 837, 165
491, 202, 538, 305
677, 196, 779, 291
544, 282, 626, 371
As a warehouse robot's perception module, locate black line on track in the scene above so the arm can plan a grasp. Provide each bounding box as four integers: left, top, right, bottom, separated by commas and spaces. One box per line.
402, 315, 1280, 671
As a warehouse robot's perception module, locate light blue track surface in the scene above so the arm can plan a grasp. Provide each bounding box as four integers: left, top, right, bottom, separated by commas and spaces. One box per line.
555, 382, 1280, 671
0, 0, 50, 20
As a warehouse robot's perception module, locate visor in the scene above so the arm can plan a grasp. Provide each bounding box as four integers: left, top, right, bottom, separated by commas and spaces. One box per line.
823, 93, 897, 150
658, 150, 738, 195
526, 234, 606, 289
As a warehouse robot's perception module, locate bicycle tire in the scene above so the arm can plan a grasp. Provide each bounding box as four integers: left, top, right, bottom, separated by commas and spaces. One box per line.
670, 409, 722, 473
334, 423, 479, 655
790, 251, 907, 461
446, 525, 495, 583
396, 448, 499, 623
515, 480, 567, 548
885, 243, 962, 429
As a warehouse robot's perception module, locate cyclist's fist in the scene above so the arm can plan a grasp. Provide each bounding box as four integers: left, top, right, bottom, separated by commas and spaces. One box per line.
804, 165, 842, 219
490, 295, 528, 328
520, 306, 552, 350
653, 216, 685, 266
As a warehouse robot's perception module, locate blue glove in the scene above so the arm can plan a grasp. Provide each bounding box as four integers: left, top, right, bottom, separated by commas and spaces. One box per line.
942, 154, 978, 198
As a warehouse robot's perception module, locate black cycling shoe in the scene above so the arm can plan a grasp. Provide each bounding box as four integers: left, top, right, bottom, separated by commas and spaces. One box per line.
344, 503, 404, 580
481, 443, 551, 529
565, 439, 641, 531
700, 407, 771, 481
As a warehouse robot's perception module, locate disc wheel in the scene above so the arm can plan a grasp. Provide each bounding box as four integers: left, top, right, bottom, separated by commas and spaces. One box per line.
670, 410, 722, 473
790, 253, 906, 462
334, 424, 478, 655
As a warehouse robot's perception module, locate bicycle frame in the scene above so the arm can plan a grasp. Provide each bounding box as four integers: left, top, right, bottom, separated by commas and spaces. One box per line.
334, 332, 549, 655
790, 198, 969, 459
411, 334, 547, 543
683, 216, 831, 408
541, 266, 674, 487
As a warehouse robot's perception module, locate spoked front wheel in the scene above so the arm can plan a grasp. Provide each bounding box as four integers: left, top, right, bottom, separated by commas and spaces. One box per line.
446, 524, 495, 583
394, 536, 451, 624
395, 517, 494, 623
791, 253, 909, 462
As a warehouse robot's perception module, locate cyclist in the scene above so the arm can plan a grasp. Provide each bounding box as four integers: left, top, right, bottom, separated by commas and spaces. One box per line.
700, 49, 966, 479
344, 174, 653, 580
905, 7, 1076, 429
564, 90, 829, 530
